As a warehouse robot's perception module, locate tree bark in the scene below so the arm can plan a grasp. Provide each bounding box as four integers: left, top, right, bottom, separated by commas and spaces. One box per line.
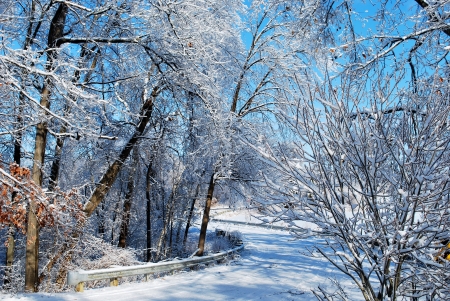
25, 85, 50, 292
146, 160, 155, 262
5, 112, 22, 285
4, 226, 15, 287
118, 148, 138, 248
169, 209, 174, 257
25, 3, 68, 292
96, 205, 105, 239
196, 173, 215, 256
111, 195, 121, 244
183, 184, 199, 247
156, 194, 172, 261
5, 88, 25, 288
83, 87, 159, 217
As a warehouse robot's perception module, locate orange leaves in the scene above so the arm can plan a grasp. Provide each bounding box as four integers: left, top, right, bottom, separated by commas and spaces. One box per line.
10, 205, 26, 233
0, 164, 36, 233
1, 187, 7, 197
0, 163, 85, 235
36, 202, 57, 228
0, 198, 27, 234
10, 163, 30, 178
33, 188, 85, 229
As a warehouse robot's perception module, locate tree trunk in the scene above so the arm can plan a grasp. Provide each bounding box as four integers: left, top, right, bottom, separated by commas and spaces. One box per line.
156, 195, 172, 261
5, 94, 24, 287
48, 46, 98, 192
169, 209, 174, 257
5, 111, 22, 286
26, 3, 68, 292
4, 226, 15, 287
146, 161, 155, 262
118, 148, 138, 248
37, 87, 159, 287
183, 184, 199, 246
55, 253, 72, 289
196, 173, 215, 256
175, 216, 183, 253
96, 204, 105, 239
25, 86, 50, 292
37, 221, 81, 288
48, 134, 64, 192
111, 196, 121, 244
83, 86, 159, 217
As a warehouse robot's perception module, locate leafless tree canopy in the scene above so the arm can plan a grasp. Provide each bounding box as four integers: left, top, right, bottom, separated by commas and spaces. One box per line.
0, 0, 449, 299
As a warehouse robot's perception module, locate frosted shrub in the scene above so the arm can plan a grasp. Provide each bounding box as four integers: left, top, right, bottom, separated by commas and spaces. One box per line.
228, 230, 242, 244
210, 236, 232, 253
41, 234, 141, 292
254, 76, 450, 300
1, 259, 24, 294
73, 234, 140, 270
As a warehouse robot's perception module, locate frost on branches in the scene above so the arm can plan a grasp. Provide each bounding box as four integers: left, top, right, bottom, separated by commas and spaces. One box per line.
0, 163, 85, 233
248, 0, 450, 299
252, 73, 450, 300
0, 163, 85, 291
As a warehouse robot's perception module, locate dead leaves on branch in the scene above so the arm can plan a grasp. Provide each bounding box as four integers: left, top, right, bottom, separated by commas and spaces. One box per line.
0, 163, 85, 236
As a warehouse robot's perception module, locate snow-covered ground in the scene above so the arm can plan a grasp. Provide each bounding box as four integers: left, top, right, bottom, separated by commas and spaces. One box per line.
1, 209, 362, 301
210, 207, 319, 230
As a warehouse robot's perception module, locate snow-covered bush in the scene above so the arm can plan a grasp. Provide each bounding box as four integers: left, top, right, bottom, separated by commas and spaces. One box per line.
72, 234, 140, 270
252, 74, 450, 300
0, 257, 24, 294
0, 164, 87, 292
210, 235, 233, 253
183, 228, 240, 256
39, 234, 140, 292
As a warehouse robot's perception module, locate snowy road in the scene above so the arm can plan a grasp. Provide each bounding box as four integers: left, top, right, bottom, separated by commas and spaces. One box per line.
1, 222, 361, 301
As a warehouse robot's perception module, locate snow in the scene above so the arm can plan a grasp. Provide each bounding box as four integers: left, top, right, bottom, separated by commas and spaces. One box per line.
1, 210, 362, 301
212, 208, 319, 230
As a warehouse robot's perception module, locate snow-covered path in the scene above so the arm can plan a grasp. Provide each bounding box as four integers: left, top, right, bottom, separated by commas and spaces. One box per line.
1, 222, 361, 301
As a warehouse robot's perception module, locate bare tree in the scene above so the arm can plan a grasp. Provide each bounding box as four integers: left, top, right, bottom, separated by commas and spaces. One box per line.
252, 67, 450, 300
195, 0, 326, 255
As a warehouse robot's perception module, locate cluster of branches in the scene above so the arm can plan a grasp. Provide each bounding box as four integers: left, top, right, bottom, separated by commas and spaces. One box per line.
0, 163, 84, 233
0, 0, 330, 293
4, 0, 448, 299
248, 0, 450, 300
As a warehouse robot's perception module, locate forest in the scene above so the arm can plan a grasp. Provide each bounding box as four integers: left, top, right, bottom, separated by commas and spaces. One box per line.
0, 0, 449, 300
